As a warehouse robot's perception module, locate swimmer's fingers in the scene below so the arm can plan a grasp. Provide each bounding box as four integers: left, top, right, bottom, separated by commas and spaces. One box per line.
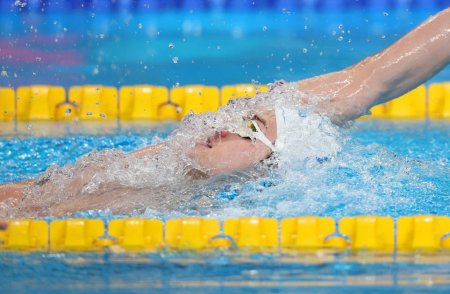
0, 182, 27, 203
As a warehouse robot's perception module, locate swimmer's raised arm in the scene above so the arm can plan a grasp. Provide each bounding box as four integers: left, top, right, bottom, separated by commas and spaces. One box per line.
299, 7, 450, 123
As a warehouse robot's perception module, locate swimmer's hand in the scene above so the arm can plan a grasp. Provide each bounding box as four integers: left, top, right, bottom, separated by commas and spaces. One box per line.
0, 180, 32, 202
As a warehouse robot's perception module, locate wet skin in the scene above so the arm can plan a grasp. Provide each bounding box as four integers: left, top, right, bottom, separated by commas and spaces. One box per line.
191, 111, 277, 177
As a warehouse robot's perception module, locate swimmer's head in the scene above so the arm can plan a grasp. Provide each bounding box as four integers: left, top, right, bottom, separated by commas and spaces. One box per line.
190, 111, 277, 177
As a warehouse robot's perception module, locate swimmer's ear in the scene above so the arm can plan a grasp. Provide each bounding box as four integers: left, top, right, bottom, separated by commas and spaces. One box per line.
185, 168, 209, 180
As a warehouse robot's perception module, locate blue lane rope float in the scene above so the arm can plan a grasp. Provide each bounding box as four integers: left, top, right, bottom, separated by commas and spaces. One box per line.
2, 0, 449, 13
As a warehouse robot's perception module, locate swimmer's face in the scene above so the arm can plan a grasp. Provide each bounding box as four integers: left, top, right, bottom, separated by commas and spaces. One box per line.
191, 111, 277, 177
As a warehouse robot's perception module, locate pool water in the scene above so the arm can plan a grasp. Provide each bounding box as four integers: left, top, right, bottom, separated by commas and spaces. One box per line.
1, 7, 450, 293
1, 251, 450, 293
0, 120, 449, 219
1, 9, 450, 88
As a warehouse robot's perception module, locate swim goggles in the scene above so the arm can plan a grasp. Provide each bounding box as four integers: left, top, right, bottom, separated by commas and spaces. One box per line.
235, 118, 275, 151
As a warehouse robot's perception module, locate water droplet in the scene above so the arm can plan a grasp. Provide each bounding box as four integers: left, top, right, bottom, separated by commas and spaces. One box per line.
99, 113, 106, 118
35, 57, 42, 62
262, 26, 267, 32
381, 35, 386, 39
337, 36, 344, 42
302, 48, 308, 53
65, 108, 72, 114
138, 23, 143, 29
168, 43, 174, 49
172, 57, 179, 64
86, 112, 93, 116
338, 24, 344, 30
63, 27, 68, 32
383, 12, 389, 16
0, 69, 7, 77
14, 0, 26, 7
304, 25, 308, 30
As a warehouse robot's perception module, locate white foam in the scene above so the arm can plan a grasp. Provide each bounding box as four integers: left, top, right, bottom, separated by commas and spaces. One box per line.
2, 81, 445, 218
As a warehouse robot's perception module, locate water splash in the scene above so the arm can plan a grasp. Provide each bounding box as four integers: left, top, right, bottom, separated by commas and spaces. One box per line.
2, 82, 448, 219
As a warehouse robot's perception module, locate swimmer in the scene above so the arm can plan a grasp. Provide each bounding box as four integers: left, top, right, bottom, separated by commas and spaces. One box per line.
0, 7, 449, 215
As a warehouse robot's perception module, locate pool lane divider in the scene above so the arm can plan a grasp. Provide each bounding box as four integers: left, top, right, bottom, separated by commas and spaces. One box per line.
0, 84, 269, 122
0, 83, 449, 122
1, 216, 450, 253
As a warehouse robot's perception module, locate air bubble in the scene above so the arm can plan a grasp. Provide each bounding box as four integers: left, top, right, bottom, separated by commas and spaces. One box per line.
302, 48, 308, 53
262, 26, 267, 32
168, 43, 174, 49
172, 57, 179, 64
337, 36, 344, 42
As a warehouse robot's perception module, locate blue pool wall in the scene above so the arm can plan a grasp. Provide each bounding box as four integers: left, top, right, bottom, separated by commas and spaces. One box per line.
1, 0, 449, 12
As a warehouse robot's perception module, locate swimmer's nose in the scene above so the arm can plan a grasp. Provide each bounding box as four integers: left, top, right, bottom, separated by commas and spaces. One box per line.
219, 130, 231, 137
202, 130, 234, 148
210, 131, 230, 141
